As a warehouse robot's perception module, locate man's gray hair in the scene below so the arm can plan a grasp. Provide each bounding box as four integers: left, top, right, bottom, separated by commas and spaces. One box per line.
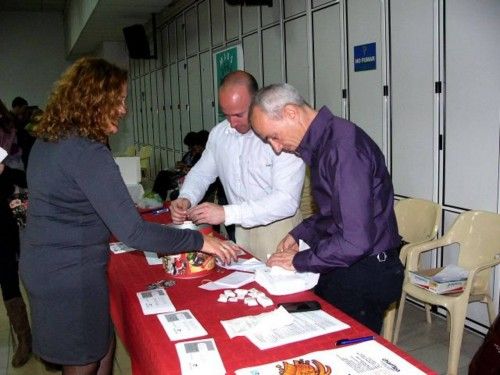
252, 83, 307, 119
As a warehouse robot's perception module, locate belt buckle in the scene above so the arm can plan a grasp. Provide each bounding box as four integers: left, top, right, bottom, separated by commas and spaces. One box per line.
376, 251, 387, 262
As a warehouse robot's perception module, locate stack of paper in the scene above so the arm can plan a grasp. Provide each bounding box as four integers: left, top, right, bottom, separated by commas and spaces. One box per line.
221, 307, 350, 350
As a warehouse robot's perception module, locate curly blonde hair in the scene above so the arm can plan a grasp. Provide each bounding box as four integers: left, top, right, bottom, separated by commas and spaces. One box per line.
36, 57, 128, 143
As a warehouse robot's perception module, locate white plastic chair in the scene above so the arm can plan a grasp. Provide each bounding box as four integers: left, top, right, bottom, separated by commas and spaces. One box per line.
381, 198, 441, 341
393, 210, 500, 375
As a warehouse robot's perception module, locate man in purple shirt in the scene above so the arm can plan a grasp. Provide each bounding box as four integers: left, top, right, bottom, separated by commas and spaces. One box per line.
249, 83, 404, 333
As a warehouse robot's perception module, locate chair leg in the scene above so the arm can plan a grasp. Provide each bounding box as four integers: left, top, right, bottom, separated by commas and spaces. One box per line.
484, 296, 496, 325
425, 303, 432, 323
447, 305, 467, 375
382, 302, 397, 342
393, 291, 407, 344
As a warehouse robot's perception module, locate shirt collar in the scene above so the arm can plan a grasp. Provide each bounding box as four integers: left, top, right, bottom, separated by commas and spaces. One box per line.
223, 121, 254, 138
296, 106, 333, 165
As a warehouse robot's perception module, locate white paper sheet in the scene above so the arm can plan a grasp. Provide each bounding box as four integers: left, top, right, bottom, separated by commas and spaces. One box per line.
175, 338, 226, 375
143, 251, 163, 265
246, 310, 350, 350
220, 306, 294, 339
217, 257, 266, 273
136, 288, 175, 315
109, 242, 137, 254
157, 310, 207, 341
198, 271, 255, 291
235, 340, 427, 375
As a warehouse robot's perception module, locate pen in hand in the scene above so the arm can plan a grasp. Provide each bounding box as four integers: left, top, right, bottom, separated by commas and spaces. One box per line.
335, 335, 374, 346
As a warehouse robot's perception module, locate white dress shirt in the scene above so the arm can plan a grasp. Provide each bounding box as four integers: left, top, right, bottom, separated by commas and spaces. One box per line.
179, 120, 305, 228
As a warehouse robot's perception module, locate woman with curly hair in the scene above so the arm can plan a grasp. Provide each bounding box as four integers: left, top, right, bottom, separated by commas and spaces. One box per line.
20, 57, 237, 375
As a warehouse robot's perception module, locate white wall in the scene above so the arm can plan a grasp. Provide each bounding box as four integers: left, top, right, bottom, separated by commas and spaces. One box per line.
0, 11, 68, 109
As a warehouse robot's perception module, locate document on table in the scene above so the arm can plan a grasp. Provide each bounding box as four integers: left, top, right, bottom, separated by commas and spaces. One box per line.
246, 309, 350, 350
217, 257, 266, 273
175, 338, 225, 375
157, 310, 207, 341
143, 251, 163, 265
198, 271, 255, 291
221, 306, 294, 339
136, 288, 175, 315
109, 242, 137, 254
235, 340, 427, 375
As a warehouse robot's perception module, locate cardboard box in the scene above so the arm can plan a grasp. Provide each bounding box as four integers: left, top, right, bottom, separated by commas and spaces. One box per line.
409, 268, 466, 294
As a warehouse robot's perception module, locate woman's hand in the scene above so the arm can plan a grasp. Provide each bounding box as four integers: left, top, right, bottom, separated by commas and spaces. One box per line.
200, 234, 238, 265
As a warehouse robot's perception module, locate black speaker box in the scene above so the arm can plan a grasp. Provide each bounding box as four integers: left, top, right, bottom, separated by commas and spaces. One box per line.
123, 24, 151, 59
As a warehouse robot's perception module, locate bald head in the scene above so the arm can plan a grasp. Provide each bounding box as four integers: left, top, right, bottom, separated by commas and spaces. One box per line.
220, 70, 258, 95
218, 71, 259, 134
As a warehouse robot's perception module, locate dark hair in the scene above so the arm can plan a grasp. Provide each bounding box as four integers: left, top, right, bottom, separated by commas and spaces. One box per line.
183, 131, 197, 147
220, 71, 259, 95
35, 57, 128, 143
12, 96, 28, 108
195, 130, 209, 147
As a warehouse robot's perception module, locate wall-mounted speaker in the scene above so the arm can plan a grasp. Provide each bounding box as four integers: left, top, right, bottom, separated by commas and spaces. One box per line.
123, 24, 151, 59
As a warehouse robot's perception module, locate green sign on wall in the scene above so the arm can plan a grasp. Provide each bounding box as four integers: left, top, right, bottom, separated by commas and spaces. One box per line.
213, 44, 244, 122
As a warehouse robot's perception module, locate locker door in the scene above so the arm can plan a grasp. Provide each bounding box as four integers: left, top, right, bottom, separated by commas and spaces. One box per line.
156, 69, 167, 152
163, 66, 174, 151
178, 61, 190, 149
225, 2, 239, 41
198, 0, 210, 52
346, 0, 385, 149
144, 75, 154, 146
262, 25, 282, 85
211, 0, 224, 47
444, 0, 500, 212
390, 0, 436, 200
187, 55, 203, 132
185, 7, 198, 56
313, 3, 343, 115
139, 77, 147, 145
200, 51, 215, 129
285, 15, 310, 100
170, 64, 182, 152
243, 33, 261, 87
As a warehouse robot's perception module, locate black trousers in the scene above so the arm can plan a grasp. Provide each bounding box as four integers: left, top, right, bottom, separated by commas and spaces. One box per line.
0, 225, 22, 301
315, 248, 404, 333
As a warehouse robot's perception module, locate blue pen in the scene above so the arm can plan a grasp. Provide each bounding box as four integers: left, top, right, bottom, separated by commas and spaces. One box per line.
152, 208, 169, 215
335, 335, 374, 346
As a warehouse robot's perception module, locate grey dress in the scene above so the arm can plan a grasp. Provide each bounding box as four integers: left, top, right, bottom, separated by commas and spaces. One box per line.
20, 136, 203, 365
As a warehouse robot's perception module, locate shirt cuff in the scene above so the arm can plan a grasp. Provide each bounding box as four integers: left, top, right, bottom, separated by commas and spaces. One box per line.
223, 204, 241, 226
178, 193, 196, 207
292, 250, 310, 272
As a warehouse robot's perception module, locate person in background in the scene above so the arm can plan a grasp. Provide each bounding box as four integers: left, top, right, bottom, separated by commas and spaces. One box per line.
20, 57, 237, 375
170, 71, 305, 261
0, 155, 31, 368
11, 97, 28, 117
250, 83, 404, 333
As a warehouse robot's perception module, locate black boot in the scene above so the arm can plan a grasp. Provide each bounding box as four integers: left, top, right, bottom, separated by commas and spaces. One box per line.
5, 297, 32, 367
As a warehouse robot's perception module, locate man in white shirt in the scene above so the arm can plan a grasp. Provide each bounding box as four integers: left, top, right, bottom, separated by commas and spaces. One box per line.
170, 71, 305, 260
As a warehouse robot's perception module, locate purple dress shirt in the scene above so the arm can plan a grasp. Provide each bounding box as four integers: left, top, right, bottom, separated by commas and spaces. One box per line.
291, 107, 400, 273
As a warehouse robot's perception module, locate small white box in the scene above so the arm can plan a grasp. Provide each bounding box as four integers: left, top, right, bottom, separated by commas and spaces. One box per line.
409, 268, 466, 294
114, 156, 141, 184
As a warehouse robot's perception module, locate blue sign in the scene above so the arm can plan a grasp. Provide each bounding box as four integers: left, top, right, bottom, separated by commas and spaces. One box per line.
354, 43, 376, 72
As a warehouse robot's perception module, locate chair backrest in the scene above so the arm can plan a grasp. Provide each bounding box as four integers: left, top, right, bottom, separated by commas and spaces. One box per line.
444, 210, 500, 293
124, 145, 136, 157
139, 146, 153, 169
395, 198, 441, 244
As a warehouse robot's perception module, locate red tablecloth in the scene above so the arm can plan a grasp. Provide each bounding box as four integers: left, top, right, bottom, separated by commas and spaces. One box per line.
108, 211, 437, 375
